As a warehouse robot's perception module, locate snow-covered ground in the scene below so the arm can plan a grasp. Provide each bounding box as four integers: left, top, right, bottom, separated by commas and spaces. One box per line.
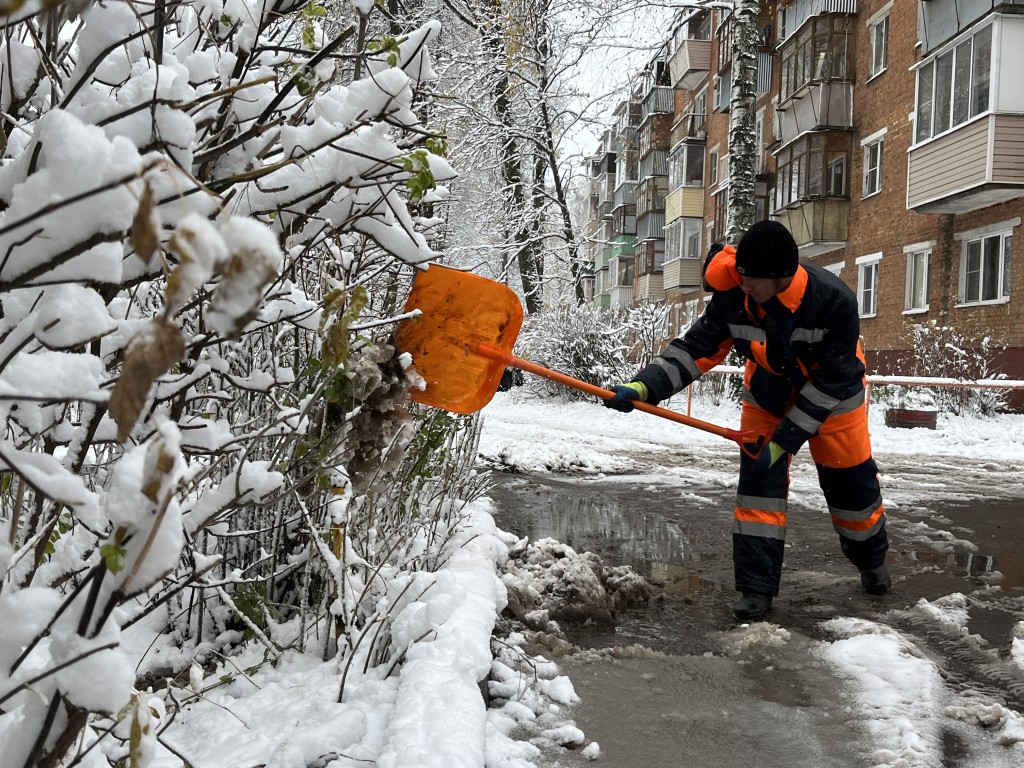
141, 390, 1024, 768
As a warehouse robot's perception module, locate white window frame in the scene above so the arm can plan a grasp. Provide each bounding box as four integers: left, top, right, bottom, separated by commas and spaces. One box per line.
826, 154, 846, 196
693, 88, 708, 123
903, 240, 934, 313
685, 299, 699, 325
755, 108, 765, 173
913, 22, 992, 144
856, 252, 882, 318
955, 218, 1017, 306
683, 218, 702, 259
861, 128, 886, 198
708, 147, 720, 187
867, 4, 892, 80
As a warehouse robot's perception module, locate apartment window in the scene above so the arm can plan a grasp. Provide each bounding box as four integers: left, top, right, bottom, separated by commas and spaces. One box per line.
718, 14, 733, 71
754, 182, 770, 222
669, 146, 685, 189
755, 110, 765, 172
685, 146, 704, 186
826, 155, 846, 196
637, 240, 665, 275
709, 148, 719, 187
915, 24, 991, 143
669, 144, 704, 188
868, 10, 889, 78
780, 16, 854, 101
959, 226, 1014, 305
713, 189, 728, 243
685, 299, 699, 325
684, 219, 702, 259
673, 9, 711, 48
693, 89, 708, 130
665, 220, 682, 262
904, 243, 932, 312
862, 131, 885, 197
856, 253, 882, 318
714, 68, 732, 112
616, 257, 634, 287
774, 132, 851, 209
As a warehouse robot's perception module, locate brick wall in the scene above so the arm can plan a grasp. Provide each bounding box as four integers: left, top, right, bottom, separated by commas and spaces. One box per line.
636, 2, 1024, 397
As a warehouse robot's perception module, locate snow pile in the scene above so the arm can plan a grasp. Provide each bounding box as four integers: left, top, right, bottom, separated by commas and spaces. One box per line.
819, 617, 945, 767
1012, 622, 1024, 671
821, 607, 1024, 765
486, 637, 586, 764
716, 621, 793, 655
946, 692, 1024, 748
501, 537, 651, 631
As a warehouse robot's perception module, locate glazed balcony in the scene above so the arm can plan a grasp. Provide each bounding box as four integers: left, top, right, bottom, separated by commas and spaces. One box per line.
669, 38, 711, 90
773, 198, 849, 258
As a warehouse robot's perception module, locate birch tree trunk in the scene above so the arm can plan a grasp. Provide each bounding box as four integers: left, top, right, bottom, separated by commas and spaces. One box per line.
726, 0, 761, 244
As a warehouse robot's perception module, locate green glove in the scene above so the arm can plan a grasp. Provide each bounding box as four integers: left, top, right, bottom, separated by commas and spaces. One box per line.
756, 440, 788, 469
604, 381, 649, 412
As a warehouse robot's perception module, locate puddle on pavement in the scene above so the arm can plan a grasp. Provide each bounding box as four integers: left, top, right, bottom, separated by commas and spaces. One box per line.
489, 473, 735, 654
489, 473, 1024, 654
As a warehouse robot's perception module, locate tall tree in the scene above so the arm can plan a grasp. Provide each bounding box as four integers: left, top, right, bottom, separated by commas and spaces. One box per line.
726, 0, 761, 243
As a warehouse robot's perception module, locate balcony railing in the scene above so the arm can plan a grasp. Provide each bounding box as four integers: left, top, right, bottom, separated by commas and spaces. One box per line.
908, 113, 1024, 214
672, 113, 707, 145
668, 38, 711, 90
642, 85, 675, 117
614, 180, 636, 207
663, 256, 703, 291
775, 82, 853, 146
773, 198, 849, 258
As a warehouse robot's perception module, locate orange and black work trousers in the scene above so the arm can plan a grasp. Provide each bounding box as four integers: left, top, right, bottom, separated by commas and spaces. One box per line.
732, 401, 888, 596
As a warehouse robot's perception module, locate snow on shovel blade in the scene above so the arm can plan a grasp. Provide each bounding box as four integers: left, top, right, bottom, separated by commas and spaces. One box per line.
395, 264, 523, 413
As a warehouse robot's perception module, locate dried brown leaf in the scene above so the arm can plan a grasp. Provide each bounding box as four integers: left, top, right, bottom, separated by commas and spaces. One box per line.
130, 184, 160, 266
109, 320, 185, 443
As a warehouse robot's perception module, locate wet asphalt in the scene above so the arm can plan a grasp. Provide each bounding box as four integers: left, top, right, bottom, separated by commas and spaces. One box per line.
485, 451, 1024, 768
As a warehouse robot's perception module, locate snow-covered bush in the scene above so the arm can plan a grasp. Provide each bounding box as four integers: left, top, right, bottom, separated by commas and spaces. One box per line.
0, 3, 475, 765
516, 304, 632, 397
901, 321, 1009, 416
515, 301, 679, 399
691, 348, 744, 406
623, 301, 672, 364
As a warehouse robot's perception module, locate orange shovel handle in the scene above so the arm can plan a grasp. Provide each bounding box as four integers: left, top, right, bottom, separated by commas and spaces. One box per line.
470, 342, 764, 452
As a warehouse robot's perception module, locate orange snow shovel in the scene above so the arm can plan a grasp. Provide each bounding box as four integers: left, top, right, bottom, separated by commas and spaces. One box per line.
395, 264, 764, 453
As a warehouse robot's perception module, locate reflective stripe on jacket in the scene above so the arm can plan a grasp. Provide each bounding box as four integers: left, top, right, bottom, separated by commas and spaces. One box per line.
633, 245, 867, 454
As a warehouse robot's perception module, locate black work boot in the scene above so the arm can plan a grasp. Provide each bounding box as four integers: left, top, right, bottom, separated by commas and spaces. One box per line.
733, 592, 772, 621
860, 565, 892, 595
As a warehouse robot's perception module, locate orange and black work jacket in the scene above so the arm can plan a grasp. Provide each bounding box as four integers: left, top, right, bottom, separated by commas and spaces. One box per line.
632, 245, 867, 454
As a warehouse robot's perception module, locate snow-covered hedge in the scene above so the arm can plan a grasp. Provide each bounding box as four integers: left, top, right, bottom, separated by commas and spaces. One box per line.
0, 3, 476, 765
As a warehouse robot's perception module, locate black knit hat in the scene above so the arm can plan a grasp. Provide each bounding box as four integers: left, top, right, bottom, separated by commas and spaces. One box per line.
735, 220, 799, 279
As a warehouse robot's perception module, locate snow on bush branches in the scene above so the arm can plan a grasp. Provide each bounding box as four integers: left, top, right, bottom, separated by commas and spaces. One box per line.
0, 2, 459, 766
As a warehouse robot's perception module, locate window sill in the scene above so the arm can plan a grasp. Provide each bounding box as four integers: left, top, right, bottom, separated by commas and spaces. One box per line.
861, 189, 882, 201
955, 297, 1010, 309
866, 68, 887, 84
859, 312, 878, 319
902, 307, 930, 315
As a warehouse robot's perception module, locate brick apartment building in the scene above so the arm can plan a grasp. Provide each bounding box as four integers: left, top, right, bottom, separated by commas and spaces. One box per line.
584, 0, 1024, 397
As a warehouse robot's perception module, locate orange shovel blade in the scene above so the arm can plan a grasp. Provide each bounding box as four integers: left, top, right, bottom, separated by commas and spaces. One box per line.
395, 265, 523, 413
